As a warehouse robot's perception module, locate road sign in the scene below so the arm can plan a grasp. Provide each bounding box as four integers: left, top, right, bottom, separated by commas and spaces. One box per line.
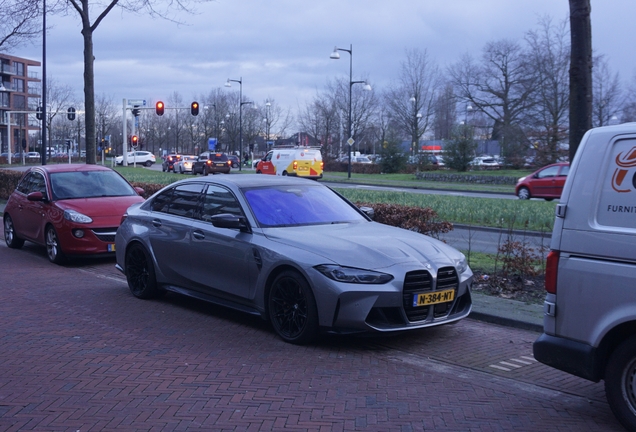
208, 138, 217, 150
127, 99, 147, 106
347, 137, 355, 146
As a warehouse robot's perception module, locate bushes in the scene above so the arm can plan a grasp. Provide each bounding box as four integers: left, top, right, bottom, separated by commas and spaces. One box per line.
0, 169, 23, 200
355, 201, 453, 238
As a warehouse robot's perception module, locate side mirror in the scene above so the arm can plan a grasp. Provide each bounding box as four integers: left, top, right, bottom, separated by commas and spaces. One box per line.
210, 213, 250, 232
134, 187, 145, 196
359, 206, 375, 220
27, 191, 45, 202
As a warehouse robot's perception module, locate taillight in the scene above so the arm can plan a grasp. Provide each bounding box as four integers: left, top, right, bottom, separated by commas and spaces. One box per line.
293, 161, 298, 170
207, 160, 212, 165
320, 161, 324, 170
545, 250, 559, 294
227, 161, 232, 166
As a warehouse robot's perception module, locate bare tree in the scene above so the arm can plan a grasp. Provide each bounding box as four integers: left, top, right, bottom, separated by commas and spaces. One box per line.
0, 0, 41, 50
568, 0, 592, 160
432, 83, 456, 140
44, 76, 75, 155
385, 49, 439, 155
592, 55, 622, 127
60, 0, 211, 165
449, 39, 536, 165
525, 15, 570, 166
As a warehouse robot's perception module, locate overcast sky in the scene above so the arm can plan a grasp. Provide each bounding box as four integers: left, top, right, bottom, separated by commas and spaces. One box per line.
19, 0, 636, 114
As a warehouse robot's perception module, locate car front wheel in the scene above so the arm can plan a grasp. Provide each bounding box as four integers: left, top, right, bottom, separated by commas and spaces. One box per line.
517, 187, 530, 200
268, 270, 319, 345
45, 225, 65, 264
605, 335, 636, 431
125, 243, 161, 299
4, 214, 24, 249
144, 160, 152, 167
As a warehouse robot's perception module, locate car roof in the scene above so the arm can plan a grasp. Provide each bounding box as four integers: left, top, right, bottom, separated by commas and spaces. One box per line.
171, 173, 320, 189
29, 164, 115, 174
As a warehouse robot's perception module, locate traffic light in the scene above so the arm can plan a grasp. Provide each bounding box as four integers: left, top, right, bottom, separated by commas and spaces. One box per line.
156, 101, 164, 116
191, 101, 199, 116
67, 107, 76, 121
132, 105, 140, 117
36, 106, 42, 120
131, 135, 139, 148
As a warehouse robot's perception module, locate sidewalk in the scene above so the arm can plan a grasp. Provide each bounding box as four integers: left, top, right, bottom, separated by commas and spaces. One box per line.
0, 200, 545, 332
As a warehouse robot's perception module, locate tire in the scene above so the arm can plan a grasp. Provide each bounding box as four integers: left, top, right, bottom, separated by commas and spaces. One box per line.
517, 187, 530, 200
45, 225, 65, 264
144, 160, 152, 167
162, 165, 166, 172
282, 171, 288, 176
605, 335, 636, 431
3, 214, 24, 249
544, 198, 554, 202
268, 270, 319, 344
125, 243, 161, 299
203, 167, 209, 176
256, 170, 262, 174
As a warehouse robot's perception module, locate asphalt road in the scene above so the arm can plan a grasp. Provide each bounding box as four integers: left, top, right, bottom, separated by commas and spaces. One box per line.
0, 240, 620, 431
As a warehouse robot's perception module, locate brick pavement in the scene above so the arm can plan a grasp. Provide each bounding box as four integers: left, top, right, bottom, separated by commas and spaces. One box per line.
0, 243, 624, 431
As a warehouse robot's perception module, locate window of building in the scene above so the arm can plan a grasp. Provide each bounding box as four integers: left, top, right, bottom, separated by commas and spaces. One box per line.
13, 78, 24, 93
15, 62, 24, 76
12, 94, 25, 109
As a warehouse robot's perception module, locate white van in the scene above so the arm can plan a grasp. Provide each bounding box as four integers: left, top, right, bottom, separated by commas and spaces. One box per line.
255, 147, 323, 179
533, 123, 636, 430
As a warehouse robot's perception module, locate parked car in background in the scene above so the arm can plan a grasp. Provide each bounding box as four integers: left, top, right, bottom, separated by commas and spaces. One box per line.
162, 154, 182, 172
115, 151, 156, 167
174, 155, 197, 174
115, 175, 472, 344
470, 155, 500, 170
515, 162, 569, 200
352, 156, 373, 164
3, 164, 145, 264
26, 151, 40, 159
192, 152, 232, 175
228, 155, 240, 168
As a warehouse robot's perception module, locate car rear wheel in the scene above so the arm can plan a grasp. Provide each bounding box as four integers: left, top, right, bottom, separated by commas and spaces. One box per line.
45, 226, 65, 264
268, 270, 318, 345
203, 167, 209, 176
3, 214, 24, 249
605, 335, 636, 431
125, 243, 161, 299
517, 187, 530, 200
144, 161, 152, 167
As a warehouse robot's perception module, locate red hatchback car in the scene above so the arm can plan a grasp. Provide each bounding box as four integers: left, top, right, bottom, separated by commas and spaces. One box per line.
515, 162, 570, 200
3, 164, 145, 264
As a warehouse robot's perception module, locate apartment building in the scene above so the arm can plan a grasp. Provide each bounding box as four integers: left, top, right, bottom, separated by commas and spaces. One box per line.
0, 53, 41, 155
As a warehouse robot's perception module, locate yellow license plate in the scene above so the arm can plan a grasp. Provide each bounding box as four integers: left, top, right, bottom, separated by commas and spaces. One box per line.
108, 244, 116, 252
412, 289, 455, 307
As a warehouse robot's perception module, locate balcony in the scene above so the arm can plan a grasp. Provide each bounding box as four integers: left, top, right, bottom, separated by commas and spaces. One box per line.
0, 64, 16, 76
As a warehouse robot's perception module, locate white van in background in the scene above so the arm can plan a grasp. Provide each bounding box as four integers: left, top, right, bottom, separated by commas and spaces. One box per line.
533, 123, 636, 430
255, 147, 323, 179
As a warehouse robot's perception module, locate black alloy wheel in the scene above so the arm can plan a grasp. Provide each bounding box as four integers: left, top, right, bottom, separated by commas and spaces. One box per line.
268, 270, 318, 344
125, 243, 161, 299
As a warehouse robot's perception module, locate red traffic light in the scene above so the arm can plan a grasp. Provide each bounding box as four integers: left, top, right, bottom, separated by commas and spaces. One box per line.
191, 101, 199, 116
131, 135, 139, 147
156, 101, 164, 116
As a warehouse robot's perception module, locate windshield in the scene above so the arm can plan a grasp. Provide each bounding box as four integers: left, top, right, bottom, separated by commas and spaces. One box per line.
50, 170, 137, 200
243, 184, 367, 227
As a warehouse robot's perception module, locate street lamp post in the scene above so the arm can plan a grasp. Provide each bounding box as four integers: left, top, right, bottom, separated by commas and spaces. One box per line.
265, 101, 271, 148
409, 96, 422, 157
330, 44, 371, 179
225, 77, 252, 171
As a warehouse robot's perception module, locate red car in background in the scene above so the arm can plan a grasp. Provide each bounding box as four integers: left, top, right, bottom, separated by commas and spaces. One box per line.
3, 164, 145, 264
515, 162, 569, 200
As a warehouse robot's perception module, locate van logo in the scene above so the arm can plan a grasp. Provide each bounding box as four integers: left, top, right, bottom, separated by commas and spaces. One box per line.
611, 146, 636, 193
276, 154, 280, 159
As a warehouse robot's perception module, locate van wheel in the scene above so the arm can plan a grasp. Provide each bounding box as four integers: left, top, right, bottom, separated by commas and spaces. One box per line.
256, 170, 262, 174
282, 171, 288, 176
605, 335, 636, 431
517, 187, 530, 200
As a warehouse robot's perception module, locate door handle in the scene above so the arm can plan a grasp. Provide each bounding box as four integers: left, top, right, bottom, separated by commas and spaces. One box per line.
152, 219, 162, 227
193, 230, 205, 240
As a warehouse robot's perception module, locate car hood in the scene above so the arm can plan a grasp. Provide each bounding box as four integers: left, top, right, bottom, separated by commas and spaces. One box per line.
55, 196, 144, 225
262, 222, 464, 271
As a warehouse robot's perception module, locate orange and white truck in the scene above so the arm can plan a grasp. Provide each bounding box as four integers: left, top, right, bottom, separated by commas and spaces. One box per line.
255, 147, 323, 179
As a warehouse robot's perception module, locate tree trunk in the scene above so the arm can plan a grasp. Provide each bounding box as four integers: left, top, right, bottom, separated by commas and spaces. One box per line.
82, 25, 96, 164
568, 0, 592, 161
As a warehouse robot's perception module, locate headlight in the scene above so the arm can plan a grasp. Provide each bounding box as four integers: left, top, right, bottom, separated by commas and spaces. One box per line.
454, 254, 468, 274
64, 209, 93, 224
517, 176, 526, 183
315, 264, 394, 284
